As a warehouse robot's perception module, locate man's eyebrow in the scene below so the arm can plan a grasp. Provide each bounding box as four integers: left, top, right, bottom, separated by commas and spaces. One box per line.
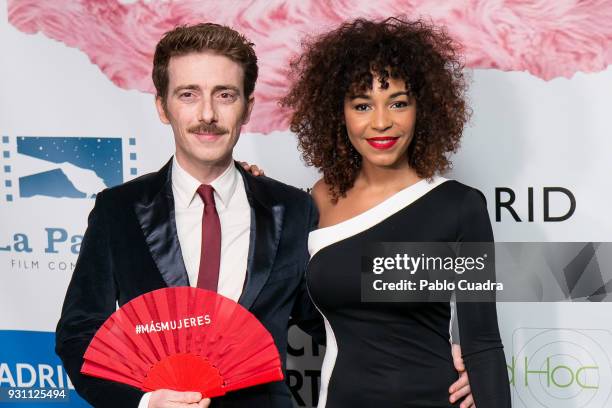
173, 84, 201, 95
172, 84, 242, 96
212, 85, 241, 95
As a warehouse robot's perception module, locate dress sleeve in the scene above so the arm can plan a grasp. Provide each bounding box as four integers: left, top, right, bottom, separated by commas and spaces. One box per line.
456, 188, 511, 407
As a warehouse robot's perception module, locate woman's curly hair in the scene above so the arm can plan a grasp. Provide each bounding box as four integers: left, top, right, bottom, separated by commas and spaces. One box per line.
281, 17, 470, 202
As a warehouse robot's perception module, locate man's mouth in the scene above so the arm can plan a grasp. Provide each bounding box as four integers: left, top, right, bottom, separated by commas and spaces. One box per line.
189, 125, 228, 141
366, 136, 399, 150
191, 132, 225, 142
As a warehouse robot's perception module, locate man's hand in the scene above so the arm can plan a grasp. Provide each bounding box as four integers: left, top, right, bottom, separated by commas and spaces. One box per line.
239, 161, 265, 176
449, 344, 475, 408
148, 390, 211, 408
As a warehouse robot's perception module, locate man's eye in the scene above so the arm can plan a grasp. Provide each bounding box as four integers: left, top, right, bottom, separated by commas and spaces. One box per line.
180, 92, 194, 98
219, 92, 237, 101
354, 104, 370, 111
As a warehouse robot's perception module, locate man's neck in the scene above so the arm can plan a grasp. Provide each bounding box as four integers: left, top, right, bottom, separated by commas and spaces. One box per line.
174, 154, 233, 185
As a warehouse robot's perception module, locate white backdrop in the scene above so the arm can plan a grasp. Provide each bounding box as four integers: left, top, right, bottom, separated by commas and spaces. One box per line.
1, 1, 612, 407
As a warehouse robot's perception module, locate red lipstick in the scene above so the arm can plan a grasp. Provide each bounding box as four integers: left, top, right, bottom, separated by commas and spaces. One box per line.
366, 136, 399, 150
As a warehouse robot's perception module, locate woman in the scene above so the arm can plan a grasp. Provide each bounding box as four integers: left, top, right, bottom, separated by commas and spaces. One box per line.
281, 18, 511, 407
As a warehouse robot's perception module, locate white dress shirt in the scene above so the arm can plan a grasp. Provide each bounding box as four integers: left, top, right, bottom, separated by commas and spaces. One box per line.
172, 157, 251, 300
139, 158, 250, 408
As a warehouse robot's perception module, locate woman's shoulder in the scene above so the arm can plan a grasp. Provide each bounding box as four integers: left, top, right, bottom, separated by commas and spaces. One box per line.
426, 180, 491, 231
435, 179, 487, 207
434, 179, 492, 238
311, 178, 334, 209
440, 180, 493, 241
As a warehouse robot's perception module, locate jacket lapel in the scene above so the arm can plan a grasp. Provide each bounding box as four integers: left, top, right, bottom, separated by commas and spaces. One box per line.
133, 159, 189, 287
237, 165, 285, 310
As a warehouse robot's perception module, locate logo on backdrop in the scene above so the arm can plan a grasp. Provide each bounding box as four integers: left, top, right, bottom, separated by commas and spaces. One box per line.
0, 330, 89, 407
286, 322, 323, 407
495, 187, 576, 222
494, 187, 576, 222
1, 136, 139, 202
510, 328, 612, 408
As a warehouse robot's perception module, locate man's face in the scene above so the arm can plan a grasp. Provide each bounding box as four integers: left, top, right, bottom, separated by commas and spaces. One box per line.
156, 52, 254, 174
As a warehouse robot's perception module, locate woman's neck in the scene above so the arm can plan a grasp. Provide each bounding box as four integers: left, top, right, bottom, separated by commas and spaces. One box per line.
355, 160, 421, 193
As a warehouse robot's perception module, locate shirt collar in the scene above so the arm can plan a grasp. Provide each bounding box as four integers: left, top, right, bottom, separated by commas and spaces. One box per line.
171, 157, 238, 210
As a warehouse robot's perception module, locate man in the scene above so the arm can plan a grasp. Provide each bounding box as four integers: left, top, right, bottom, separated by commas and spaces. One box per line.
56, 23, 475, 408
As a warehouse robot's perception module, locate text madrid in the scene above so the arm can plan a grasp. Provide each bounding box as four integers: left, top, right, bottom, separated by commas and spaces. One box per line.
373, 279, 503, 291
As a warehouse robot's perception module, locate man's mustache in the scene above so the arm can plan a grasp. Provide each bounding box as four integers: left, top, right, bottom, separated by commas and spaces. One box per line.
188, 123, 228, 135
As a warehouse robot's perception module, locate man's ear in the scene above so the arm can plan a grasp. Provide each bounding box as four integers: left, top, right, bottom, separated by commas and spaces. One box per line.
155, 96, 170, 124
242, 95, 255, 125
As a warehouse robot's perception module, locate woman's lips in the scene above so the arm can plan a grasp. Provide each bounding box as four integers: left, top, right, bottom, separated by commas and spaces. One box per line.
366, 136, 399, 150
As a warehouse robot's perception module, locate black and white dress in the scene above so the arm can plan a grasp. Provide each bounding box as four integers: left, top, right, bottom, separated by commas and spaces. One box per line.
307, 177, 511, 408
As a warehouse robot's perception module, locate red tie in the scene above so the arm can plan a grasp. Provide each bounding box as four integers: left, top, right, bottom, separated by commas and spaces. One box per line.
196, 184, 221, 291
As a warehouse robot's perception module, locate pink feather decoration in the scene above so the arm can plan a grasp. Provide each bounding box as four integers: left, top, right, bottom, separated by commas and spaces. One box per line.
8, 0, 612, 133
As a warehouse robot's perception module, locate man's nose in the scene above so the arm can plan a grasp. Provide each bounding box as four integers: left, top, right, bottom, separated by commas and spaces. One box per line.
198, 99, 217, 123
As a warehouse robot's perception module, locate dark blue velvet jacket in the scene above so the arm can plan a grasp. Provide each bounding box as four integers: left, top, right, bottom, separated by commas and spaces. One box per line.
56, 160, 324, 408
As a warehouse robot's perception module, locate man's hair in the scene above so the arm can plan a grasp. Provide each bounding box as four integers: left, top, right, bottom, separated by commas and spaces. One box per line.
153, 23, 258, 103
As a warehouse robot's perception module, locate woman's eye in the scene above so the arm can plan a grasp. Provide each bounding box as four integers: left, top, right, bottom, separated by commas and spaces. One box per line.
354, 104, 370, 111
391, 101, 408, 109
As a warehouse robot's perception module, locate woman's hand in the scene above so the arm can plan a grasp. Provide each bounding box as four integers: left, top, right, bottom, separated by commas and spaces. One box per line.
449, 344, 476, 408
239, 161, 265, 176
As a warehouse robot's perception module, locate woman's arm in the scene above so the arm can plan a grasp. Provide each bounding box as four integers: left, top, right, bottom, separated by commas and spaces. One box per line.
456, 188, 512, 407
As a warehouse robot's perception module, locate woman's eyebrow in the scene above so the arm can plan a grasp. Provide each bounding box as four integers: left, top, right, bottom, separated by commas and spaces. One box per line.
347, 93, 370, 100
388, 91, 409, 99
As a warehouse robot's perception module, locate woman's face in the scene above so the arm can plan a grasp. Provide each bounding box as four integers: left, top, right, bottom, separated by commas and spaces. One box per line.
343, 76, 416, 169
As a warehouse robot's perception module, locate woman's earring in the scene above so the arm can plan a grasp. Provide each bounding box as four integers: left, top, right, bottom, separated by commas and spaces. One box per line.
343, 130, 361, 165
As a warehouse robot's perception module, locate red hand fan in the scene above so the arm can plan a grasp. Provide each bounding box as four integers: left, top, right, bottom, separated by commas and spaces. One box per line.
81, 287, 284, 397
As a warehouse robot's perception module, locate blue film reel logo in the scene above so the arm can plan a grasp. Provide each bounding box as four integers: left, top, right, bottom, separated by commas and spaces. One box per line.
1, 136, 139, 202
